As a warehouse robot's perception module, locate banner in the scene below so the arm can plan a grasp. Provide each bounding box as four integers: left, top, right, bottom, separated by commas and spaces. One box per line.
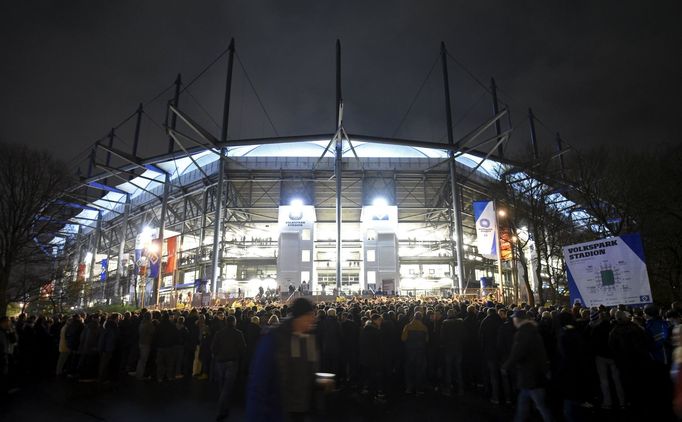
473, 200, 498, 259
499, 228, 513, 261
148, 239, 161, 278
100, 259, 108, 281
166, 236, 178, 274
562, 233, 652, 307
135, 248, 143, 276
77, 263, 86, 282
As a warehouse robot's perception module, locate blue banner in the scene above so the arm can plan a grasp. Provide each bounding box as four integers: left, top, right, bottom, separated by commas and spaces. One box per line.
473, 200, 497, 259
100, 259, 108, 281
148, 240, 161, 278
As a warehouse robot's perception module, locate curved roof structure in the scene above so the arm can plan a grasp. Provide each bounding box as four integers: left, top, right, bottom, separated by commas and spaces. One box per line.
55, 136, 588, 246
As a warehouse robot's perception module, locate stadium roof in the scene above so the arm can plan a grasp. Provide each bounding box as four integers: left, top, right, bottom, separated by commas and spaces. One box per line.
53, 136, 590, 246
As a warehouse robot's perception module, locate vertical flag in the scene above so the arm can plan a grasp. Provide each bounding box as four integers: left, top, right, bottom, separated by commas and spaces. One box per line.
499, 228, 513, 261
148, 239, 161, 278
77, 263, 86, 282
134, 248, 143, 275
473, 200, 498, 259
166, 236, 177, 274
100, 258, 108, 281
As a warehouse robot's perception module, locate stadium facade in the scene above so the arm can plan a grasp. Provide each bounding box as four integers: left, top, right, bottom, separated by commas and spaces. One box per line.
51, 41, 586, 308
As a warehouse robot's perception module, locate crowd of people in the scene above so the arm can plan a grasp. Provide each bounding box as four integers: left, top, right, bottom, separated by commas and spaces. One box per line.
0, 295, 680, 421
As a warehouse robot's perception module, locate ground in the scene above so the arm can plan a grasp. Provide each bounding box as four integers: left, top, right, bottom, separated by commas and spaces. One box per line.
4, 376, 640, 421
2, 375, 518, 422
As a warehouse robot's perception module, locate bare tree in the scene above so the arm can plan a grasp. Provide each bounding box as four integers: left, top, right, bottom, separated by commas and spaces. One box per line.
569, 145, 682, 303
0, 142, 73, 316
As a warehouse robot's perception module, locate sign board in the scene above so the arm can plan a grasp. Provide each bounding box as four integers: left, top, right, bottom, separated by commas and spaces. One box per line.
562, 233, 652, 307
473, 200, 497, 259
360, 205, 398, 233
278, 205, 316, 232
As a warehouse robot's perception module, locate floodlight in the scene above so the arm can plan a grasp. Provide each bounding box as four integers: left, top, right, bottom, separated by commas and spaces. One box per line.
290, 199, 304, 208
147, 242, 160, 254
372, 197, 388, 207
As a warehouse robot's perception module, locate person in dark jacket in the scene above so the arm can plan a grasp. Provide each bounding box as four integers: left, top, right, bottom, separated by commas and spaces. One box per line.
643, 304, 674, 420
502, 310, 552, 422
609, 310, 650, 408
318, 308, 342, 376
589, 309, 625, 409
441, 308, 465, 396
610, 309, 671, 419
175, 316, 191, 378
97, 313, 120, 382
244, 316, 262, 369
78, 315, 101, 382
212, 315, 246, 421
64, 314, 84, 376
479, 307, 503, 404
496, 308, 516, 404
556, 312, 591, 422
117, 312, 134, 374
462, 305, 481, 388
155, 312, 179, 382
246, 298, 320, 422
359, 314, 384, 400
0, 316, 17, 395
340, 312, 359, 383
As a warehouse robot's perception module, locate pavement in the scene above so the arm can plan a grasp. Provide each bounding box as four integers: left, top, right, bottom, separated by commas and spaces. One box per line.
2, 375, 522, 422
7, 373, 664, 422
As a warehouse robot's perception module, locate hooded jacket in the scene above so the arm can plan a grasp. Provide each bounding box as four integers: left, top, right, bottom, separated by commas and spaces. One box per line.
502, 320, 549, 389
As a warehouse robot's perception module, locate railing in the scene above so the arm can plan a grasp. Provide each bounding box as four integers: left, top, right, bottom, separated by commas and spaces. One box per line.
150, 286, 504, 310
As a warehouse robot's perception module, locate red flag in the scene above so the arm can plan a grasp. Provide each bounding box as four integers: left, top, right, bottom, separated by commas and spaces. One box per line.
77, 263, 86, 282
166, 236, 178, 273
499, 229, 513, 261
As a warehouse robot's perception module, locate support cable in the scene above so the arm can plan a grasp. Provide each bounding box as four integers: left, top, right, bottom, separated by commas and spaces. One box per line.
392, 54, 440, 137
235, 52, 280, 136
179, 45, 232, 95
185, 87, 222, 131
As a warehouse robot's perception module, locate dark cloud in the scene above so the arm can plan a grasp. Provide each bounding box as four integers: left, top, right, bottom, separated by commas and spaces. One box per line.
1, 0, 679, 169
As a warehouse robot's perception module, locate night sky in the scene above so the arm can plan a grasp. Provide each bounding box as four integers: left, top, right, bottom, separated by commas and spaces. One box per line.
1, 1, 680, 171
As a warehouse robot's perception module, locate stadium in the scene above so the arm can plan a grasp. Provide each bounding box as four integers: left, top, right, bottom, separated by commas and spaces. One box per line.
52, 42, 589, 308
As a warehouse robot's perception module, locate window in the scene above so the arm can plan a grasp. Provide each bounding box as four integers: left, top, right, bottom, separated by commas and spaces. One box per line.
301, 250, 310, 262
301, 271, 310, 283
367, 271, 376, 285
367, 249, 376, 262
183, 271, 197, 284
366, 229, 376, 241
301, 229, 311, 241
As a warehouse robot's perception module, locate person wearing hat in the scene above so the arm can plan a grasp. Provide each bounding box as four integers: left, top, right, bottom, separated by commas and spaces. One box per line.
502, 309, 553, 421
246, 298, 319, 422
